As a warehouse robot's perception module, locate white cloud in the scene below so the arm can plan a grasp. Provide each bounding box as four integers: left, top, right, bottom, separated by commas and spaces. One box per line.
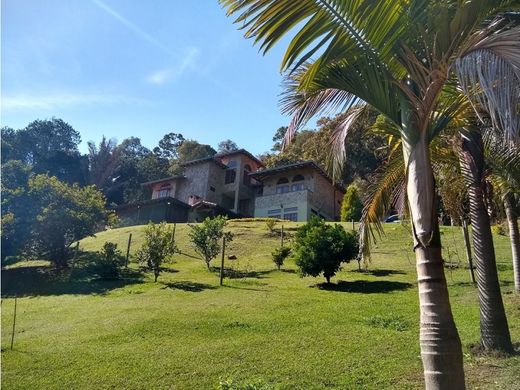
91, 0, 177, 58
2, 93, 147, 110
146, 47, 201, 85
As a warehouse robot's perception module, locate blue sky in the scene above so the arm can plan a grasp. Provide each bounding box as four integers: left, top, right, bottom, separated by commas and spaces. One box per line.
1, 0, 300, 155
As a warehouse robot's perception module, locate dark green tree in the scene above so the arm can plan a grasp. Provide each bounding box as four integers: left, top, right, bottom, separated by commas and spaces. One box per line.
217, 139, 239, 153
293, 217, 358, 283
1, 160, 34, 258
26, 175, 108, 267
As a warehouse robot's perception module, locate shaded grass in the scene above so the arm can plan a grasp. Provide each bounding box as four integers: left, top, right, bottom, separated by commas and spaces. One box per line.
1, 221, 519, 389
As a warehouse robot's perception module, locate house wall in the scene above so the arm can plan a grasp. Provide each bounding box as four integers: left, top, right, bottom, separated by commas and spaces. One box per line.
254, 190, 310, 220
308, 174, 344, 220
176, 162, 215, 204
253, 167, 344, 221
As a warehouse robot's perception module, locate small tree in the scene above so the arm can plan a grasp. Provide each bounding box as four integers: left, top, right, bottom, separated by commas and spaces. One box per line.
265, 218, 276, 234
188, 216, 233, 270
272, 246, 291, 270
340, 183, 363, 222
136, 222, 177, 282
293, 217, 358, 283
92, 242, 125, 279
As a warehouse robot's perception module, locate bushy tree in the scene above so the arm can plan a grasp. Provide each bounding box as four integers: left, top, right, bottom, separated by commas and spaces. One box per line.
272, 246, 291, 270
1, 160, 33, 258
293, 217, 358, 283
218, 139, 239, 153
92, 242, 125, 279
26, 175, 108, 267
136, 222, 177, 282
341, 183, 363, 222
188, 216, 233, 270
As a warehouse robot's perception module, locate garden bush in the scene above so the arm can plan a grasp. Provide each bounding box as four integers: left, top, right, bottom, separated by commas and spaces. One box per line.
272, 246, 291, 270
189, 216, 233, 270
293, 217, 358, 283
136, 222, 177, 282
92, 242, 125, 279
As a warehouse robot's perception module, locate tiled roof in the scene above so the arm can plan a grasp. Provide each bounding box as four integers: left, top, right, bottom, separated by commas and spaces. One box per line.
141, 175, 186, 187
214, 149, 265, 167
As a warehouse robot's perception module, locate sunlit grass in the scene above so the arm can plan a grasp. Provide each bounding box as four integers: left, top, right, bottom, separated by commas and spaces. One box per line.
1, 221, 519, 389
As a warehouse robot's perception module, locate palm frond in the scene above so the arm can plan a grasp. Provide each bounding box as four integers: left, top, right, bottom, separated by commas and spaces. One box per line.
455, 25, 520, 140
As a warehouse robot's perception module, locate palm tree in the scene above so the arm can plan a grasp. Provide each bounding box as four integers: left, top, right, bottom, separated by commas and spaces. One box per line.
458, 128, 513, 352
485, 132, 520, 292
221, 1, 520, 388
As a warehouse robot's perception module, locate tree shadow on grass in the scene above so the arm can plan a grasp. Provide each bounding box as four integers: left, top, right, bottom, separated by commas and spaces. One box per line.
162, 281, 216, 292
315, 280, 413, 294
209, 267, 273, 279
2, 255, 144, 298
350, 269, 407, 277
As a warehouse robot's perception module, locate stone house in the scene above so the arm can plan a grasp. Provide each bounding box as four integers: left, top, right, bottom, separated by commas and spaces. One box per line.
114, 150, 344, 224
250, 161, 344, 221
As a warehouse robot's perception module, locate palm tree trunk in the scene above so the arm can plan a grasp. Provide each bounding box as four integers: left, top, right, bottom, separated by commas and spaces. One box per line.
403, 135, 465, 390
503, 193, 520, 292
458, 130, 513, 352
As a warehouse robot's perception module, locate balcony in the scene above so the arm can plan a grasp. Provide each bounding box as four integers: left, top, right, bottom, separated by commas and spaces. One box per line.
254, 189, 311, 210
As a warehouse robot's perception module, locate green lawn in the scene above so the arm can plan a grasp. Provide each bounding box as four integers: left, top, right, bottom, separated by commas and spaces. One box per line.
2, 221, 519, 389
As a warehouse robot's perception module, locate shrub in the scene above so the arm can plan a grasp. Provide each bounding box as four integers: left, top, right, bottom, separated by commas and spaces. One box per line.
340, 183, 363, 222
293, 217, 358, 283
491, 223, 507, 236
188, 216, 234, 270
136, 222, 177, 282
265, 218, 277, 233
272, 246, 291, 270
218, 377, 271, 390
92, 242, 125, 279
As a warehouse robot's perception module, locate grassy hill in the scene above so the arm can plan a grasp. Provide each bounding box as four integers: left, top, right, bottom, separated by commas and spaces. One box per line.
2, 221, 519, 389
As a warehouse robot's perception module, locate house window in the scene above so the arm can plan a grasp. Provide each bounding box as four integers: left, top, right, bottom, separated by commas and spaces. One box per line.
291, 183, 304, 192
225, 160, 237, 184
243, 164, 252, 185
268, 209, 282, 215
225, 169, 236, 184
290, 174, 305, 191
283, 212, 298, 221
210, 186, 216, 192
158, 184, 171, 198
276, 177, 290, 194
284, 206, 298, 212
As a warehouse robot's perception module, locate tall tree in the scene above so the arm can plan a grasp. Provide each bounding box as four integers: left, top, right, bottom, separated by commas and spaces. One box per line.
221, 1, 520, 387
153, 132, 185, 159
458, 128, 513, 352
217, 139, 239, 153
1, 119, 86, 184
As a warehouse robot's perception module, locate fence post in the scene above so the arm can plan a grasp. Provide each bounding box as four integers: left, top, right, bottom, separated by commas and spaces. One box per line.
220, 236, 226, 286
126, 233, 132, 267
352, 220, 355, 231
10, 297, 17, 350
462, 219, 476, 284
280, 224, 284, 248
172, 223, 177, 245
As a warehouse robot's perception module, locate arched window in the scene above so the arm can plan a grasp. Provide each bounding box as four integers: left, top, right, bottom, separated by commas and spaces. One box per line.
158, 183, 171, 198
243, 164, 252, 185
291, 174, 305, 192
276, 177, 290, 194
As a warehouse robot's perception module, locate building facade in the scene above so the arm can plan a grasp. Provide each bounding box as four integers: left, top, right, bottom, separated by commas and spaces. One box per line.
114, 150, 344, 224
